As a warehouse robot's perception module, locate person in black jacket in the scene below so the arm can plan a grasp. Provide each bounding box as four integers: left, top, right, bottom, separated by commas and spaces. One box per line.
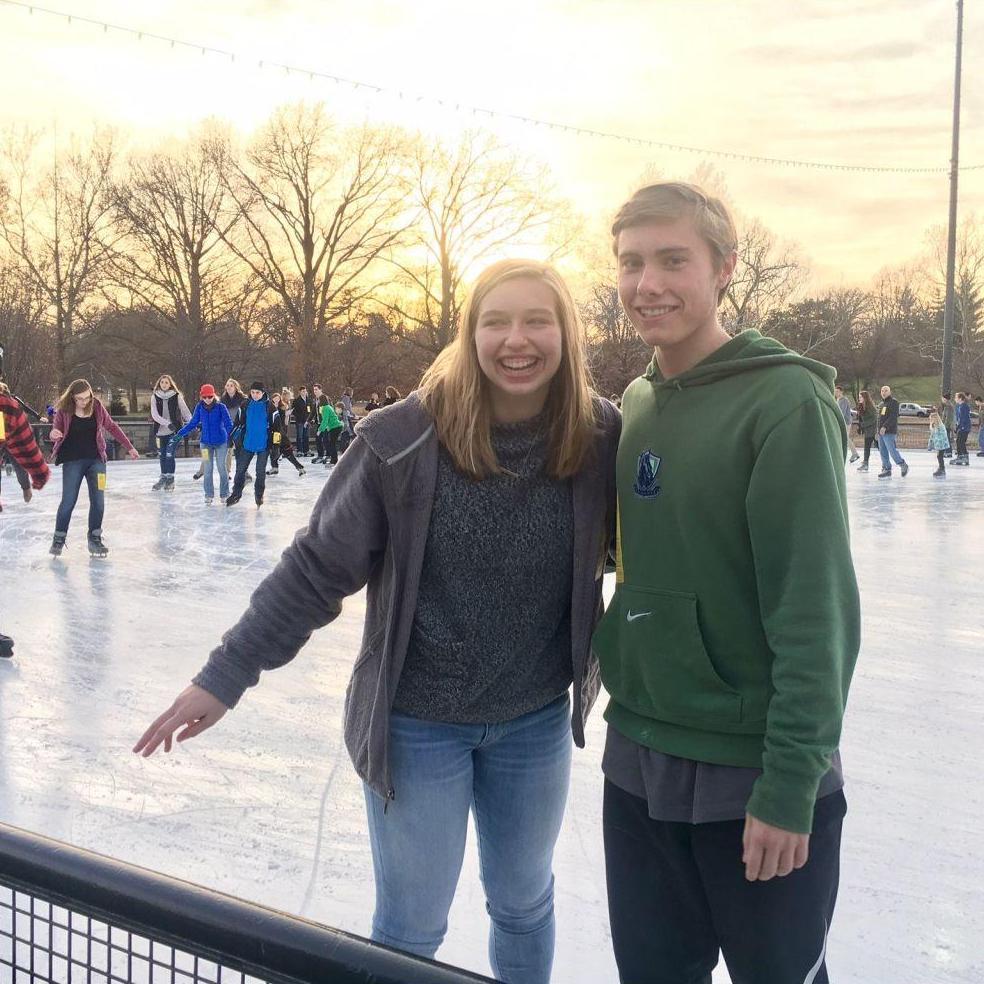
877, 385, 909, 478
267, 392, 306, 477
291, 386, 311, 456
221, 379, 250, 483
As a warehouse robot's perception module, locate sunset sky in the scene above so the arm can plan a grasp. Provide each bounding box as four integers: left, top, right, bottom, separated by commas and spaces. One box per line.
1, 0, 982, 287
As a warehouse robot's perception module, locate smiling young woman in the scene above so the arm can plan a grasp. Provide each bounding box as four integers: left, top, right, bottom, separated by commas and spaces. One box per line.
134, 258, 620, 984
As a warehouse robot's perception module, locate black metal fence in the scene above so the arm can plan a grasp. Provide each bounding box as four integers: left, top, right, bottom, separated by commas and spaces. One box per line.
0, 822, 495, 984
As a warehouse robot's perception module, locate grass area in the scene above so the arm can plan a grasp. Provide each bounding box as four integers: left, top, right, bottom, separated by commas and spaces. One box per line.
888, 375, 941, 405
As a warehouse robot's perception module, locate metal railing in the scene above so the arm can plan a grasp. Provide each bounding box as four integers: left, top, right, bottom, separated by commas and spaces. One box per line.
0, 822, 495, 984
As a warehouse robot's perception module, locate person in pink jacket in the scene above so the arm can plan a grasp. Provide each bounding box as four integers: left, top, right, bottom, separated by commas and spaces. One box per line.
48, 378, 139, 557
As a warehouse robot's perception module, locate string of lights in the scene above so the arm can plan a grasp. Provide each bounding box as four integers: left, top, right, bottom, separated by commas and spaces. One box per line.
2, 0, 982, 175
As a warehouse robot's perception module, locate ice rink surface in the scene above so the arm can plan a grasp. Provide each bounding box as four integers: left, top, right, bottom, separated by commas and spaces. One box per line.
0, 453, 982, 983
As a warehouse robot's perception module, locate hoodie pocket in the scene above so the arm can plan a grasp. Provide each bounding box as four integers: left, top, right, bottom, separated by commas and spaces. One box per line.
595, 585, 743, 728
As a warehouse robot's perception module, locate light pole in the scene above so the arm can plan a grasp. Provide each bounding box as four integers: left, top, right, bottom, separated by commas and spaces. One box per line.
941, 0, 964, 395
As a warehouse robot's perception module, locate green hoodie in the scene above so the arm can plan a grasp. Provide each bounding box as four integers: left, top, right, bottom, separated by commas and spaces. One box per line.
593, 330, 860, 833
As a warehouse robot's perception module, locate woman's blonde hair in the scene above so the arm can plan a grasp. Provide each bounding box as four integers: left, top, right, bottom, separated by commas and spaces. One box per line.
56, 379, 95, 415
417, 258, 597, 480
224, 378, 244, 396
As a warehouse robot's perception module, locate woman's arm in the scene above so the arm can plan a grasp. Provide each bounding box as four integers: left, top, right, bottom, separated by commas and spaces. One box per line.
101, 408, 137, 454
134, 436, 389, 754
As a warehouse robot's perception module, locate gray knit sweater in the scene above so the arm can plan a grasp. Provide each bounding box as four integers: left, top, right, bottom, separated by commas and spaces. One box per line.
393, 415, 575, 723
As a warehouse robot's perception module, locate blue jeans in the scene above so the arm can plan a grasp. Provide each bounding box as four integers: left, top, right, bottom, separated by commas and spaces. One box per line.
200, 444, 229, 499
878, 432, 906, 470
157, 435, 176, 475
55, 458, 106, 535
364, 694, 572, 984
295, 420, 309, 454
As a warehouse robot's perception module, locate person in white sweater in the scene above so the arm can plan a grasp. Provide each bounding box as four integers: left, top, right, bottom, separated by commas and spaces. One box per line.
150, 373, 192, 491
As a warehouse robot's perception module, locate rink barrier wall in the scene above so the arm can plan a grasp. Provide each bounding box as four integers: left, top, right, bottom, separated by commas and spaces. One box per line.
0, 821, 496, 984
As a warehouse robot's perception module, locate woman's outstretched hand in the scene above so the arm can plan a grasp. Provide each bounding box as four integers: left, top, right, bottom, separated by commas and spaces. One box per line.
133, 684, 228, 757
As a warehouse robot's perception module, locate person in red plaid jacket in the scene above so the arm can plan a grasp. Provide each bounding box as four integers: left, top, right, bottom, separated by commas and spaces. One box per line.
0, 377, 50, 658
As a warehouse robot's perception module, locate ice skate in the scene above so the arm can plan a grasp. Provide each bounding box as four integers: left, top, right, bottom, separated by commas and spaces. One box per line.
49, 533, 66, 556
87, 530, 109, 558
225, 493, 241, 507
877, 469, 891, 478
856, 462, 868, 473
205, 497, 214, 505
297, 467, 306, 477
900, 461, 909, 477
266, 467, 279, 476
849, 452, 860, 463
255, 496, 264, 508
164, 475, 176, 491
152, 476, 166, 491
0, 632, 13, 659
22, 487, 32, 502
193, 469, 203, 480
933, 467, 946, 478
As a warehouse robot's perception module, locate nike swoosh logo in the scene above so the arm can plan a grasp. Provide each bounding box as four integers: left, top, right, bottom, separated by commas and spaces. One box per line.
626, 611, 652, 622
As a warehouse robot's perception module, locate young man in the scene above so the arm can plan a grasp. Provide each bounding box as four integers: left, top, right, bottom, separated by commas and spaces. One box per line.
877, 385, 908, 478
595, 182, 861, 984
834, 384, 859, 463
292, 386, 311, 456
953, 392, 972, 466
227, 383, 272, 508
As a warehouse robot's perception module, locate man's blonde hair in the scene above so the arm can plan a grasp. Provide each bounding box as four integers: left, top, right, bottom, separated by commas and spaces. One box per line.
611, 182, 738, 304
417, 258, 597, 480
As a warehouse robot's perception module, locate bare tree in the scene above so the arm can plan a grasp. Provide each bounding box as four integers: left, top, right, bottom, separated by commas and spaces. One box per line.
0, 127, 120, 384
582, 281, 650, 397
220, 103, 409, 381
110, 126, 248, 391
723, 218, 805, 332
0, 260, 55, 407
388, 132, 574, 355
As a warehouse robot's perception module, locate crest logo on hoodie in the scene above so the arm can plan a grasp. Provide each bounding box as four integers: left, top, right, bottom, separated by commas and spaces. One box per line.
634, 449, 662, 499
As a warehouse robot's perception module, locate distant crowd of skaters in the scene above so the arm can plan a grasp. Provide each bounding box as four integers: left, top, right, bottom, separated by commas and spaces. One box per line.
0, 370, 403, 563
144, 375, 403, 505
835, 384, 983, 478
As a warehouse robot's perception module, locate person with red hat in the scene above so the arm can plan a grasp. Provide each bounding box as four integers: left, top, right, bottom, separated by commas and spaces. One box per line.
168, 384, 234, 503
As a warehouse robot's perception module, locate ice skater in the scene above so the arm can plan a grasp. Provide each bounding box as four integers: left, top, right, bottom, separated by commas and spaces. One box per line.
168, 385, 234, 503
877, 384, 909, 478
150, 374, 191, 492
941, 393, 955, 458
310, 384, 330, 463
856, 389, 878, 472
135, 258, 621, 984
0, 382, 49, 656
952, 392, 972, 466
227, 383, 273, 508
291, 386, 312, 456
835, 384, 859, 463
316, 399, 343, 466
598, 182, 859, 984
928, 410, 950, 478
48, 379, 139, 557
267, 392, 305, 477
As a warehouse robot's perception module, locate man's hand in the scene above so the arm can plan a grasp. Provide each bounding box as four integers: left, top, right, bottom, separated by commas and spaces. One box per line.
742, 814, 809, 881
879, 427, 886, 436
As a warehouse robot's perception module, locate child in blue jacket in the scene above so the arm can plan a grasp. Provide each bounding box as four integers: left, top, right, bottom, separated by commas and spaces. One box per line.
169, 384, 234, 502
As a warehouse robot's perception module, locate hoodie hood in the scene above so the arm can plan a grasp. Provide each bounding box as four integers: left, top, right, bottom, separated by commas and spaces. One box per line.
643, 329, 837, 393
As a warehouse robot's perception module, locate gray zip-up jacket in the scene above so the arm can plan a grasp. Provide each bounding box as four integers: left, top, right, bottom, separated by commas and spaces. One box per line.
195, 392, 621, 802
